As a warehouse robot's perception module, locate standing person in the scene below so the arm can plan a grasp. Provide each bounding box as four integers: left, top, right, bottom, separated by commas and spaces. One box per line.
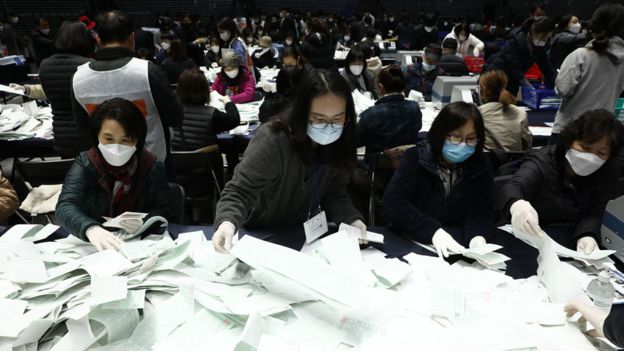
395, 14, 415, 50
39, 21, 96, 158
413, 12, 439, 51
212, 69, 365, 253
549, 14, 589, 69
483, 17, 557, 96
160, 39, 197, 84
551, 4, 624, 142
217, 18, 250, 67
72, 10, 184, 163
2, 13, 28, 56
31, 17, 54, 67
279, 7, 298, 43
444, 23, 485, 57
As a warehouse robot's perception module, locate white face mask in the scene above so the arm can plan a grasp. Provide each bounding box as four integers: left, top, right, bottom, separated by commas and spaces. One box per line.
285, 39, 293, 46
225, 69, 239, 79
349, 64, 364, 76
424, 26, 434, 33
532, 39, 547, 47
569, 23, 581, 34
344, 35, 351, 42
565, 149, 606, 176
12, 17, 19, 24
161, 42, 170, 51
219, 32, 231, 42
98, 143, 136, 167
374, 34, 383, 42
41, 29, 50, 35
307, 124, 343, 145
258, 30, 263, 35
210, 45, 220, 53
422, 61, 436, 72
246, 37, 253, 44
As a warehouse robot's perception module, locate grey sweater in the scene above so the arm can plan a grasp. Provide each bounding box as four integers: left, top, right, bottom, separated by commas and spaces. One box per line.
553, 37, 624, 133
214, 124, 363, 230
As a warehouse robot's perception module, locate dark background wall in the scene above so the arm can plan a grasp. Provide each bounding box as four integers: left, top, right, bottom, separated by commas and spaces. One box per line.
0, 0, 613, 32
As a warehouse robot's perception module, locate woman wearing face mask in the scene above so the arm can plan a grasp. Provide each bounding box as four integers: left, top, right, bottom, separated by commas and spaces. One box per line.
212, 69, 365, 253
444, 23, 484, 57
383, 102, 495, 258
217, 18, 249, 66
56, 98, 169, 251
552, 4, 624, 143
500, 110, 623, 254
340, 47, 377, 98
204, 38, 222, 68
211, 54, 255, 104
549, 14, 589, 69
336, 30, 354, 51
483, 17, 557, 96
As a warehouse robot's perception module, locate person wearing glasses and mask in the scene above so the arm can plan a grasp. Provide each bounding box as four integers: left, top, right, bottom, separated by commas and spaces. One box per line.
212, 69, 365, 253
56, 98, 169, 251
384, 102, 495, 258
500, 110, 623, 254
483, 17, 557, 95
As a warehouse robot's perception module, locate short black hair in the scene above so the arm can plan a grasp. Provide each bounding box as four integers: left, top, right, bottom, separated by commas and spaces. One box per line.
168, 39, 187, 61
345, 46, 367, 68
95, 10, 134, 45
531, 16, 555, 35
276, 65, 304, 98
54, 21, 96, 57
557, 14, 574, 33
427, 102, 485, 158
557, 109, 624, 161
453, 23, 471, 37
530, 3, 546, 14
377, 64, 406, 93
176, 68, 210, 105
217, 18, 240, 38
35, 16, 48, 26
270, 69, 357, 169
89, 98, 148, 152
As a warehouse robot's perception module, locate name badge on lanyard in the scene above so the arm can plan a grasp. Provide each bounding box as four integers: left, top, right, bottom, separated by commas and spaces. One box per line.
303, 164, 328, 243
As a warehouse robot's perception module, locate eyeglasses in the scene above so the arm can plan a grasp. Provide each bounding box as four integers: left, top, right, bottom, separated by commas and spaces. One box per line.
447, 135, 479, 147
309, 121, 345, 129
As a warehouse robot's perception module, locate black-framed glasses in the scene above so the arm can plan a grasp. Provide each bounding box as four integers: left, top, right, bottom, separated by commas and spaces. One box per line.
447, 135, 479, 147
309, 121, 345, 129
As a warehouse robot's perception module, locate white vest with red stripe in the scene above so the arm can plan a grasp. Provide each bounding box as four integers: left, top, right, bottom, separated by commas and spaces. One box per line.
73, 57, 167, 161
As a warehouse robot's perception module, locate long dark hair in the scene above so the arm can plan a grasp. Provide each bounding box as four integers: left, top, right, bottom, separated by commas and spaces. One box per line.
588, 4, 624, 58
427, 102, 485, 158
270, 69, 357, 169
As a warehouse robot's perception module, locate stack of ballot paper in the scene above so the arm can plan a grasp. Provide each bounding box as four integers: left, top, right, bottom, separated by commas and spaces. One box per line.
0, 101, 53, 140
0, 224, 604, 351
453, 243, 510, 271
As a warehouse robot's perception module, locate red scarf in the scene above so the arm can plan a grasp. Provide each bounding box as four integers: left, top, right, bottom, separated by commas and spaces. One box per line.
87, 147, 156, 217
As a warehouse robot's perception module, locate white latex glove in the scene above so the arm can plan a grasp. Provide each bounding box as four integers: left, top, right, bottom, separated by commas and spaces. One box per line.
577, 236, 599, 255
351, 219, 368, 245
213, 221, 236, 253
432, 228, 466, 258
9, 83, 25, 92
211, 62, 219, 68
119, 217, 143, 234
469, 235, 487, 249
85, 226, 124, 251
510, 199, 544, 238
565, 300, 608, 338
473, 47, 480, 57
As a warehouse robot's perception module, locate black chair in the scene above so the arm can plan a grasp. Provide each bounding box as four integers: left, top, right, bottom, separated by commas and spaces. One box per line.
168, 182, 186, 224
483, 149, 528, 176
170, 146, 222, 224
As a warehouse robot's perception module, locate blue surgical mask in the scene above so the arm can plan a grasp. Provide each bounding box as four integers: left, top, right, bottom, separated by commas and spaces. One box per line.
442, 141, 475, 163
307, 124, 343, 145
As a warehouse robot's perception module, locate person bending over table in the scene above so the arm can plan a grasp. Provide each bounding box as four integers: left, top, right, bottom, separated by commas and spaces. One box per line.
56, 98, 169, 251
383, 102, 495, 258
500, 110, 623, 253
211, 53, 256, 104
212, 69, 366, 253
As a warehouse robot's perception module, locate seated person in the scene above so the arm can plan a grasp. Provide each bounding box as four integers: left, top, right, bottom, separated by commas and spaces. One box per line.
56, 98, 169, 251
565, 301, 624, 348
258, 65, 304, 123
500, 110, 623, 253
172, 68, 240, 151
280, 45, 302, 68
336, 30, 355, 50
0, 171, 19, 222
384, 102, 495, 258
155, 34, 174, 64
340, 46, 377, 98
357, 64, 422, 155
478, 70, 532, 152
406, 44, 444, 101
439, 38, 469, 76
211, 69, 365, 253
210, 54, 256, 104
205, 38, 222, 68
251, 36, 276, 69
160, 39, 197, 85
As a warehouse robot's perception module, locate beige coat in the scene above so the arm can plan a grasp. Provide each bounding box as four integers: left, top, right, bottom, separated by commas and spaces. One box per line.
478, 102, 532, 152
0, 172, 19, 221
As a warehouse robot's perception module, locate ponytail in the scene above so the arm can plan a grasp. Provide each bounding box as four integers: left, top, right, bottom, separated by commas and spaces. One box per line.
499, 90, 516, 106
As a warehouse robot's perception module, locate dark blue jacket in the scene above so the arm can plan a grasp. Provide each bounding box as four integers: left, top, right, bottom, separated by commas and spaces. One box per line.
383, 142, 495, 245
405, 62, 442, 101
357, 94, 422, 154
484, 31, 557, 95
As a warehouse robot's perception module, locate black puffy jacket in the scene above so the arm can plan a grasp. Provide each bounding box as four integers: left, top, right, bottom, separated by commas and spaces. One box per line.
171, 103, 240, 151
39, 54, 93, 158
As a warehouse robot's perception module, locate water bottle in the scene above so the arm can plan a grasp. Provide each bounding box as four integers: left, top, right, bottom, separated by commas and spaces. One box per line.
587, 270, 615, 312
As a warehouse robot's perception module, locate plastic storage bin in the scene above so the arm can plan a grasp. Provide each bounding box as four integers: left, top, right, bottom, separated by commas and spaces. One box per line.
464, 56, 484, 73
521, 84, 561, 110
615, 98, 624, 120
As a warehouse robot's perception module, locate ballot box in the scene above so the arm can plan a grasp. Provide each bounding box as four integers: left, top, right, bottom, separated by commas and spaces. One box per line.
602, 195, 624, 263
431, 76, 478, 109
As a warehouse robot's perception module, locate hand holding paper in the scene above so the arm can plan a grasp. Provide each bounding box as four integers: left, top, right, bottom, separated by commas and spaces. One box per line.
510, 200, 544, 238
350, 219, 369, 245
432, 229, 465, 258
86, 226, 123, 251
565, 299, 608, 338
577, 236, 599, 255
213, 221, 236, 253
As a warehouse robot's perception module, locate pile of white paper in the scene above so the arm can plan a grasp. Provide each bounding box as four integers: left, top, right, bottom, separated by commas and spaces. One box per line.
0, 102, 53, 140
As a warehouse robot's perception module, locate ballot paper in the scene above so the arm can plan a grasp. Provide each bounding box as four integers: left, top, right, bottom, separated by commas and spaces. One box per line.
338, 223, 385, 244
372, 258, 413, 288
319, 231, 378, 286
89, 276, 128, 306
235, 312, 265, 351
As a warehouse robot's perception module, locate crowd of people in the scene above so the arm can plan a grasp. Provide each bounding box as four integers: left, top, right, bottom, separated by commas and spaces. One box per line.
1, 2, 624, 345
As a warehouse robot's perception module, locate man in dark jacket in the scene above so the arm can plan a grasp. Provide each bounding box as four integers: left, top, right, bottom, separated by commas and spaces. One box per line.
279, 7, 298, 43
405, 44, 444, 101
72, 10, 184, 163
31, 17, 54, 67
412, 12, 439, 51
439, 38, 469, 76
